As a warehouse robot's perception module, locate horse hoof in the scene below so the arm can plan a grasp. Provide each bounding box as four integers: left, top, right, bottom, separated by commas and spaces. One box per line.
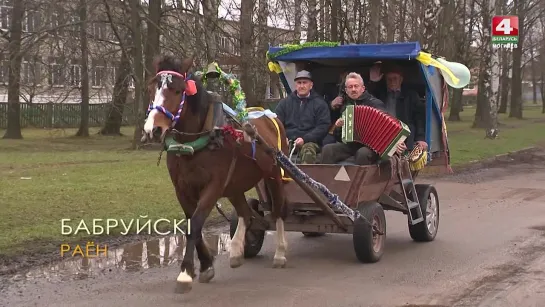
198, 267, 215, 283
272, 257, 286, 268
175, 270, 193, 294
230, 255, 244, 268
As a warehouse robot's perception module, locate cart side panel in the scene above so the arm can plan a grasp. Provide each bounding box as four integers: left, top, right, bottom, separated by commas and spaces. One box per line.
283, 162, 398, 209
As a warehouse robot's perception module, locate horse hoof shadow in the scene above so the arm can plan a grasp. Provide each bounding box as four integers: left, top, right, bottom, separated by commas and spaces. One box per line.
229, 255, 244, 268
198, 267, 215, 283
175, 281, 193, 294
272, 257, 287, 268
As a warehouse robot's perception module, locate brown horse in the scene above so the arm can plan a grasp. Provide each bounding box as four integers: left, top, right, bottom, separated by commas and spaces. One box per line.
141, 54, 290, 293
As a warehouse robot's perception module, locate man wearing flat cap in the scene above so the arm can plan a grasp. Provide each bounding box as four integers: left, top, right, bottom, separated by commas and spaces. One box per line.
368, 62, 428, 153
275, 70, 331, 164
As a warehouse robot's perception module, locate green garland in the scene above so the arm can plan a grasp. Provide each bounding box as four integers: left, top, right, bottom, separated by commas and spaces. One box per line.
266, 41, 340, 60
195, 62, 248, 122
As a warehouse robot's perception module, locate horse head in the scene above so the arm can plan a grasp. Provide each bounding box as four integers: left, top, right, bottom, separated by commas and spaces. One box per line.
142, 54, 208, 143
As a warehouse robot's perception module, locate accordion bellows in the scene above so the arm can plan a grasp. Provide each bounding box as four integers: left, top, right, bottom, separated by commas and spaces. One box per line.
341, 105, 411, 160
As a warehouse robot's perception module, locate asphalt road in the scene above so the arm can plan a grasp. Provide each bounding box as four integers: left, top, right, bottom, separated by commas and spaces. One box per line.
2, 156, 545, 307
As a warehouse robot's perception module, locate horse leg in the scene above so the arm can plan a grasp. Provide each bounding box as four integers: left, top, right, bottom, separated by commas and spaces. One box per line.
227, 193, 253, 268
195, 234, 215, 283
176, 182, 222, 294
265, 174, 288, 268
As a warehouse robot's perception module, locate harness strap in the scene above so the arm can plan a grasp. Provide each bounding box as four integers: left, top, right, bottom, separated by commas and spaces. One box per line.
223, 147, 238, 191
246, 107, 292, 182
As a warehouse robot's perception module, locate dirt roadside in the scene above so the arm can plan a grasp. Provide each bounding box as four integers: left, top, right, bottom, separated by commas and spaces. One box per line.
1, 146, 544, 277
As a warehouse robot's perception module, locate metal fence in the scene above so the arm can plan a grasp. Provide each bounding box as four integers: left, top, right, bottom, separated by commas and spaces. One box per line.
0, 102, 137, 129
0, 98, 282, 129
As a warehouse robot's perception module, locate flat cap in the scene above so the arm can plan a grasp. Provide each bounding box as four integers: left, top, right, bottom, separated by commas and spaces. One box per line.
294, 70, 312, 81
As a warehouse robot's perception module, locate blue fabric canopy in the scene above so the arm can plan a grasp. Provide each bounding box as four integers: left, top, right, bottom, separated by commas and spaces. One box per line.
268, 42, 422, 61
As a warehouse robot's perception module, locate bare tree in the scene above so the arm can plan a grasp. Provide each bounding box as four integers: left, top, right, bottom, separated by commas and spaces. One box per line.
2, 0, 24, 139
509, 0, 541, 118
75, 0, 90, 137
129, 0, 145, 149
239, 0, 254, 102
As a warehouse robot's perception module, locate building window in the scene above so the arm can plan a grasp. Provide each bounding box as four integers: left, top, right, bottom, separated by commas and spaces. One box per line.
92, 60, 105, 87
21, 56, 39, 85
48, 57, 64, 86
0, 0, 11, 30
68, 59, 81, 87
0, 53, 9, 84
23, 10, 40, 33
92, 22, 107, 40
49, 11, 62, 35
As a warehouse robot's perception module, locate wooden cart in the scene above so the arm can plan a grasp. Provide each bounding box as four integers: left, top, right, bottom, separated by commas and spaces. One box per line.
227, 41, 452, 262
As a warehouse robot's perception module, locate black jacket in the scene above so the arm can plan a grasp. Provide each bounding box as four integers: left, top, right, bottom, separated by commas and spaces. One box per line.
275, 90, 331, 145
331, 91, 386, 142
370, 83, 426, 150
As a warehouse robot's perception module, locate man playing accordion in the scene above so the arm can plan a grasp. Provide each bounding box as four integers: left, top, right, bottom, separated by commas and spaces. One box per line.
320, 72, 386, 165
320, 66, 427, 166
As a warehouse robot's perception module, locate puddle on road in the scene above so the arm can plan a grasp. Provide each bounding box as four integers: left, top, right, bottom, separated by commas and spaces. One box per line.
2, 232, 233, 285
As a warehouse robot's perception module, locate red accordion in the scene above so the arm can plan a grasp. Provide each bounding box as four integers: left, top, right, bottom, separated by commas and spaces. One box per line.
341, 105, 411, 160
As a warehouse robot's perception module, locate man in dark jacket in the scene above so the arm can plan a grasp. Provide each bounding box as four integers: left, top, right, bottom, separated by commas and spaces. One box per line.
275, 70, 331, 164
320, 72, 387, 165
367, 63, 428, 152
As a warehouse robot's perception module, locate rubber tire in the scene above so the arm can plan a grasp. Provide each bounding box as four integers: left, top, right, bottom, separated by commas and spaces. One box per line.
408, 184, 440, 242
229, 198, 266, 258
302, 232, 326, 237
352, 202, 386, 263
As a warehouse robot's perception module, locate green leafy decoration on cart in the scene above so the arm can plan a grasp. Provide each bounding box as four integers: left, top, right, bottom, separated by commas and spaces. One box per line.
266, 41, 340, 61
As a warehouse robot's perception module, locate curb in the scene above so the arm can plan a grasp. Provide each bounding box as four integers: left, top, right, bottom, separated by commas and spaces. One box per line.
420, 146, 540, 177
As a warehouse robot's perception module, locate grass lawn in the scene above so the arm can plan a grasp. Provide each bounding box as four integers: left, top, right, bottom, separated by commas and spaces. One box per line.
1, 106, 545, 259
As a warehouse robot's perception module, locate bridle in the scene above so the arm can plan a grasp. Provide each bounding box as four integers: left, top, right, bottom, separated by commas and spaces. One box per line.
146, 70, 197, 128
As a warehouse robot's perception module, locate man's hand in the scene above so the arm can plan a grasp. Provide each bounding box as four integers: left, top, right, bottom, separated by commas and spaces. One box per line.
369, 64, 383, 82
416, 141, 428, 150
331, 96, 343, 109
335, 118, 344, 127
294, 137, 305, 147
396, 142, 407, 154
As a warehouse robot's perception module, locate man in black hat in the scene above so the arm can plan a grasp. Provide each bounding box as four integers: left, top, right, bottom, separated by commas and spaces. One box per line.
368, 62, 428, 153
274, 70, 331, 164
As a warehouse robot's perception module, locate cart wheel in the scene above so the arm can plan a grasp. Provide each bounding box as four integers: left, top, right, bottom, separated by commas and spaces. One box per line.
353, 202, 386, 263
229, 198, 266, 258
302, 232, 326, 237
408, 184, 439, 242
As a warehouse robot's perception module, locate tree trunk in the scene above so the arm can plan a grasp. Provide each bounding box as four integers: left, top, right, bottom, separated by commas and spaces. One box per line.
508, 0, 524, 119
331, 0, 339, 41
447, 0, 471, 121
541, 71, 545, 113
307, 0, 318, 41
254, 0, 269, 105
318, 0, 325, 40
448, 89, 463, 121
202, 0, 219, 92
528, 34, 537, 104
129, 0, 145, 149
294, 1, 301, 42
143, 0, 161, 96
498, 49, 510, 113
99, 53, 131, 135
76, 0, 90, 137
398, 0, 406, 41
368, 0, 380, 43
239, 0, 255, 102
2, 0, 24, 139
